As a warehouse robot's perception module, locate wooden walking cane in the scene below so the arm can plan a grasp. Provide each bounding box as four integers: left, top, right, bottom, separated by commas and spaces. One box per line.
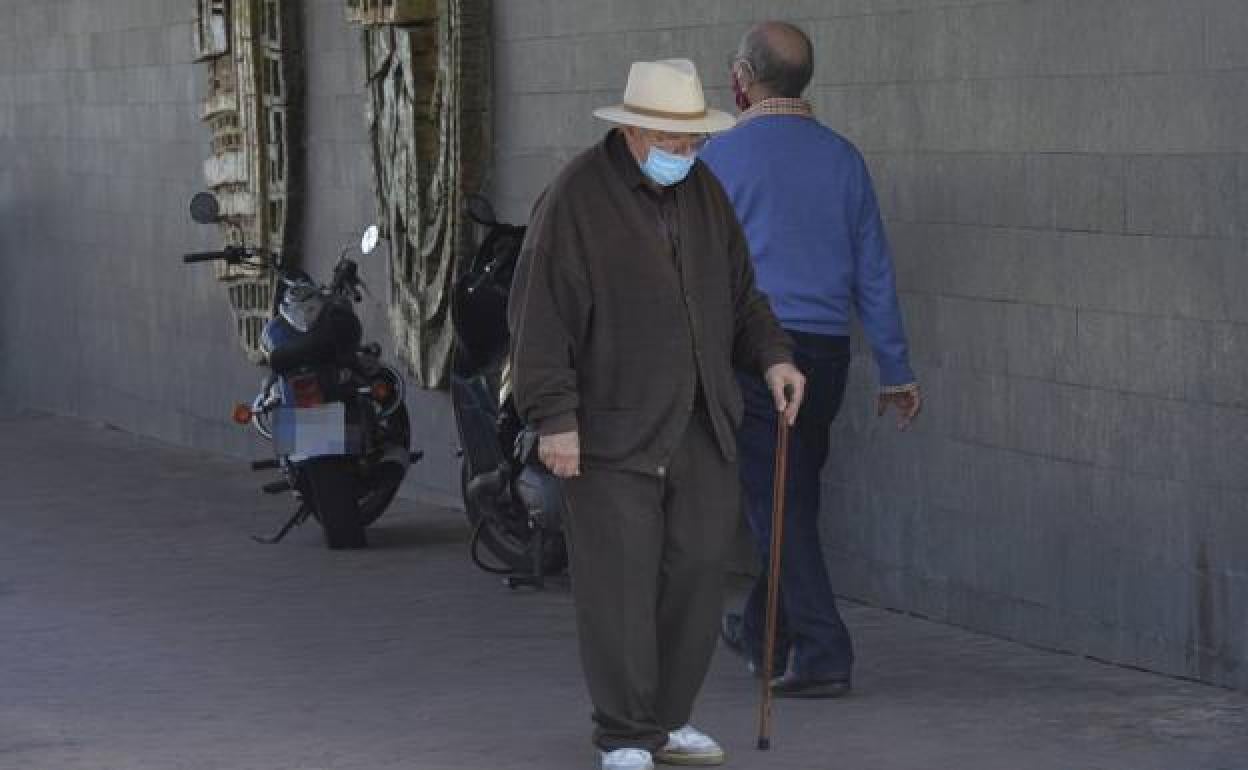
757, 385, 794, 751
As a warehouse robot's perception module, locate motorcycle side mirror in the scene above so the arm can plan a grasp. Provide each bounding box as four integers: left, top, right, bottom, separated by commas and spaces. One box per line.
465, 193, 497, 227
189, 191, 221, 225
360, 224, 380, 256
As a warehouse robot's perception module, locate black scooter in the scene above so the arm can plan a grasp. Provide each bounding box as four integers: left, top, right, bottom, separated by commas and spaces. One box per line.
182, 192, 419, 549
450, 195, 567, 588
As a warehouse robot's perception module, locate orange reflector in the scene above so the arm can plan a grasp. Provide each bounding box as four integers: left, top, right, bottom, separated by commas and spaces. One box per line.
231, 404, 253, 425
371, 381, 393, 402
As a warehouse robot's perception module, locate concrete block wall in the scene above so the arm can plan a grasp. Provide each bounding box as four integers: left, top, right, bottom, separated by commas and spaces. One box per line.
2, 0, 1244, 689
0, 0, 263, 457
819, 0, 1247, 691
490, 0, 1247, 690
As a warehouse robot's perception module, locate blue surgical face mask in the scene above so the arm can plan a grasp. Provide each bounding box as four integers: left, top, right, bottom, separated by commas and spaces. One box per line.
641, 145, 696, 187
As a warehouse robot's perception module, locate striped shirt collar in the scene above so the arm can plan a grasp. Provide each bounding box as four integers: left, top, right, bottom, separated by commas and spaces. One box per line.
737, 97, 815, 125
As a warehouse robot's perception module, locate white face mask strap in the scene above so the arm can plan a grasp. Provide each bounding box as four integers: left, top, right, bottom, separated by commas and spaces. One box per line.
734, 57, 756, 87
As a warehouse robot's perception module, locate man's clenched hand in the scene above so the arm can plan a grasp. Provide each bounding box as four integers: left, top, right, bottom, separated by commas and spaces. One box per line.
877, 386, 921, 430
539, 430, 581, 478
764, 362, 806, 427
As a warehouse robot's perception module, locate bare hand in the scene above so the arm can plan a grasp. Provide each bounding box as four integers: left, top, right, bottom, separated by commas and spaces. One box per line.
877, 387, 921, 430
764, 362, 806, 427
539, 430, 581, 478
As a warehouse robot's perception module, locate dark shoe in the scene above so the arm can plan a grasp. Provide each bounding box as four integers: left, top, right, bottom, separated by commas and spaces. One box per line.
720, 612, 785, 676
770, 673, 852, 699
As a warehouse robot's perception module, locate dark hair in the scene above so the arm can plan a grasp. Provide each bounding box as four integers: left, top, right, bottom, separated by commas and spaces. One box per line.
739, 24, 813, 98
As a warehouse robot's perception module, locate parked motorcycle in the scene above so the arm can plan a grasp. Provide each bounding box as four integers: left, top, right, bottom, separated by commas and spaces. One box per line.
182, 191, 419, 549
450, 194, 567, 588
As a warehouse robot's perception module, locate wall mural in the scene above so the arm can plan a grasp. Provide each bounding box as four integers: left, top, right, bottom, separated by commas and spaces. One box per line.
346, 0, 491, 388
194, 0, 303, 359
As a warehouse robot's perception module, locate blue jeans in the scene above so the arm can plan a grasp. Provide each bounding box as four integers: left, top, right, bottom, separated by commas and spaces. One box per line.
736, 331, 853, 681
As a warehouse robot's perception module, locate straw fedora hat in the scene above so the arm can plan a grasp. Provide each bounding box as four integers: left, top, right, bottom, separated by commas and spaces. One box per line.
593, 58, 735, 134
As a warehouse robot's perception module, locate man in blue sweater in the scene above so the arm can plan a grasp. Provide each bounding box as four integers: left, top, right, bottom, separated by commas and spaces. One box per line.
700, 21, 921, 698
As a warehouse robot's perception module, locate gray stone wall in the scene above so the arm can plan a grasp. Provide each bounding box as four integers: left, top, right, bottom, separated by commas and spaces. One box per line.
1, 0, 1244, 689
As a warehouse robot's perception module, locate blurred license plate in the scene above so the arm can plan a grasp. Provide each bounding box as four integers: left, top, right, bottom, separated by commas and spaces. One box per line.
273, 402, 346, 458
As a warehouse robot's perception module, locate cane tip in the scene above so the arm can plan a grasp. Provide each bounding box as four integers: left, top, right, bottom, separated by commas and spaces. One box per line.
757, 737, 771, 751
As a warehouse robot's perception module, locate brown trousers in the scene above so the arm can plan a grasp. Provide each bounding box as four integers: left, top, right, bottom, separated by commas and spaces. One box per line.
560, 405, 740, 752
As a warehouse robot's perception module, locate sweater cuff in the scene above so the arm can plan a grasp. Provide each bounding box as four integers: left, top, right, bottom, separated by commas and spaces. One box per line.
758, 348, 794, 376
881, 382, 919, 395
533, 411, 579, 436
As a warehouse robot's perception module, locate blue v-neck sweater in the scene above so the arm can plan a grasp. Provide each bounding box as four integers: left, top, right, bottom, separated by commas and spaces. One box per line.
700, 115, 915, 387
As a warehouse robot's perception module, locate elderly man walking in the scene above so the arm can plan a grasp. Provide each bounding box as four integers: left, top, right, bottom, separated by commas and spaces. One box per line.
508, 59, 805, 770
700, 22, 922, 698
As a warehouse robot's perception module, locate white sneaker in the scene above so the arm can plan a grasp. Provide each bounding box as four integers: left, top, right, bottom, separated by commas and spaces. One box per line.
654, 725, 725, 766
602, 748, 655, 770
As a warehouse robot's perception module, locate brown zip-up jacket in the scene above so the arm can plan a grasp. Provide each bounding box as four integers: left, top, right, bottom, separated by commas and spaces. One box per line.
508, 129, 792, 476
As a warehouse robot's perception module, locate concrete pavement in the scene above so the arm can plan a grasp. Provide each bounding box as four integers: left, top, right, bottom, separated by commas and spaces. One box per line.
2, 413, 1246, 770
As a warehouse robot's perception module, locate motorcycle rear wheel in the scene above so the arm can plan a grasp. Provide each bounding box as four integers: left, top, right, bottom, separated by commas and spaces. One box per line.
303, 456, 367, 549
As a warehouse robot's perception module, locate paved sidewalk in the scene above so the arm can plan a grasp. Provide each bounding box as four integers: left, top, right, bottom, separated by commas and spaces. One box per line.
2, 414, 1246, 770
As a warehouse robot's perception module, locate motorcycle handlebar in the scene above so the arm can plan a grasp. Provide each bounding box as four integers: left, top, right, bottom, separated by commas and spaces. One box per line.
182, 246, 260, 265
182, 250, 231, 263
